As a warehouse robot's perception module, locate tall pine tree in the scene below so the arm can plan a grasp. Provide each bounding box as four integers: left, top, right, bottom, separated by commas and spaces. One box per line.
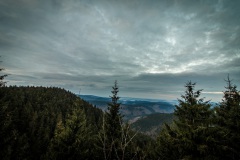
215, 76, 240, 159
156, 81, 216, 159
106, 80, 122, 140
0, 58, 7, 87
101, 80, 123, 160
0, 58, 10, 159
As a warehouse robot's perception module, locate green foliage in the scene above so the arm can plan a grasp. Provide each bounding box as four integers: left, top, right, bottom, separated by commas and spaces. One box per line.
156, 81, 217, 159
175, 81, 212, 126
99, 81, 151, 160
2, 76, 240, 159
47, 108, 96, 159
0, 86, 103, 159
214, 76, 240, 159
100, 80, 123, 159
131, 113, 174, 135
0, 84, 151, 160
105, 80, 122, 140
155, 79, 240, 159
0, 59, 7, 87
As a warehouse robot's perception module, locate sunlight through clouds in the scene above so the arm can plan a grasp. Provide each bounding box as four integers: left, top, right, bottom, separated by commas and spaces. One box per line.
1, 0, 240, 101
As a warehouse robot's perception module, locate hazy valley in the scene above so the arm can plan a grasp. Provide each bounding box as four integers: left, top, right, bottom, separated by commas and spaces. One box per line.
80, 95, 176, 134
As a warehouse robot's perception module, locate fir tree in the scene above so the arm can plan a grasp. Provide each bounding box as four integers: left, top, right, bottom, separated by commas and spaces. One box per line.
47, 108, 94, 159
0, 57, 10, 159
215, 76, 240, 159
156, 81, 216, 159
100, 80, 123, 160
0, 86, 103, 159
0, 58, 7, 87
175, 81, 212, 127
106, 80, 122, 140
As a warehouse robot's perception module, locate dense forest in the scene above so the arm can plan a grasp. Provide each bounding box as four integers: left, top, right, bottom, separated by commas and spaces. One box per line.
1, 65, 240, 159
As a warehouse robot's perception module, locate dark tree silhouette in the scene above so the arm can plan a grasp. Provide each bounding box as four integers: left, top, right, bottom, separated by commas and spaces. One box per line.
215, 75, 240, 159
156, 81, 216, 159
0, 58, 7, 87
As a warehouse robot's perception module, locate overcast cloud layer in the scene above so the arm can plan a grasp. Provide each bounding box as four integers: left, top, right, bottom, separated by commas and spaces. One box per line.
1, 0, 240, 101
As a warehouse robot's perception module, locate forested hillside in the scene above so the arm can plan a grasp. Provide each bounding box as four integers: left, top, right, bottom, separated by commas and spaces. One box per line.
0, 86, 153, 159
0, 86, 103, 159
131, 113, 174, 136
1, 0, 240, 159
0, 77, 240, 159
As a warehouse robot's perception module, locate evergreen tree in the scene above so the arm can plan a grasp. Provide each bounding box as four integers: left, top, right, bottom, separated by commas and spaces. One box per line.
156, 81, 216, 159
215, 76, 240, 159
48, 108, 95, 159
0, 86, 103, 159
0, 58, 7, 87
106, 80, 122, 140
100, 81, 145, 160
100, 80, 123, 160
0, 58, 10, 159
175, 81, 212, 127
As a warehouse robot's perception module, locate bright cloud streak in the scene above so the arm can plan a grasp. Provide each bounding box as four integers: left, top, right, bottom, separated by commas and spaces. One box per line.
0, 0, 240, 101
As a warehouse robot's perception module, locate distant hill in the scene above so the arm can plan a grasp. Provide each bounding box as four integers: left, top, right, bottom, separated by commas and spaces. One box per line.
79, 95, 176, 120
131, 113, 175, 136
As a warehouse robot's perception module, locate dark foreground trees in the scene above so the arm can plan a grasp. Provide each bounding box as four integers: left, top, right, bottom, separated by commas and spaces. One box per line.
155, 79, 240, 160
0, 86, 103, 159
155, 81, 217, 159
100, 80, 122, 159
215, 76, 240, 159
1, 77, 239, 159
0, 82, 150, 160
47, 108, 97, 159
105, 80, 122, 143
0, 59, 7, 87
99, 81, 145, 160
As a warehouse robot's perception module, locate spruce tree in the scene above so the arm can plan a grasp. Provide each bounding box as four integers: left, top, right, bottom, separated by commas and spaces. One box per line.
47, 108, 94, 159
101, 80, 123, 160
0, 58, 7, 87
156, 81, 216, 159
215, 76, 240, 159
106, 80, 122, 140
0, 58, 9, 159
175, 81, 212, 127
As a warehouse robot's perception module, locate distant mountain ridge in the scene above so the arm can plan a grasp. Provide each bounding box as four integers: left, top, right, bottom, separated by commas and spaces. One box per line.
79, 94, 176, 120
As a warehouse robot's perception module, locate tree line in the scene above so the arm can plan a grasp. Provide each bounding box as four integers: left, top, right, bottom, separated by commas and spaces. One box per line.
155, 79, 240, 159
0, 63, 240, 159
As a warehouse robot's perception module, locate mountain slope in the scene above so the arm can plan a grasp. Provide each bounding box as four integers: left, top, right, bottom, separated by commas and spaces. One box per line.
131, 113, 175, 136
80, 95, 176, 120
0, 86, 103, 159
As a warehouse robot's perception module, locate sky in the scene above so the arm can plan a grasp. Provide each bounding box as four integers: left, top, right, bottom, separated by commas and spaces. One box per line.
0, 0, 240, 101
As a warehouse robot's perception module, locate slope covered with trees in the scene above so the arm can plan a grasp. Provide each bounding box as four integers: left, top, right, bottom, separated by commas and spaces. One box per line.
0, 83, 152, 159
1, 61, 240, 159
131, 113, 174, 136
0, 86, 103, 159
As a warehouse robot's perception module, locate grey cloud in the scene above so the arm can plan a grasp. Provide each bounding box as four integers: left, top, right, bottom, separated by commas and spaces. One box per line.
1, 0, 240, 101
